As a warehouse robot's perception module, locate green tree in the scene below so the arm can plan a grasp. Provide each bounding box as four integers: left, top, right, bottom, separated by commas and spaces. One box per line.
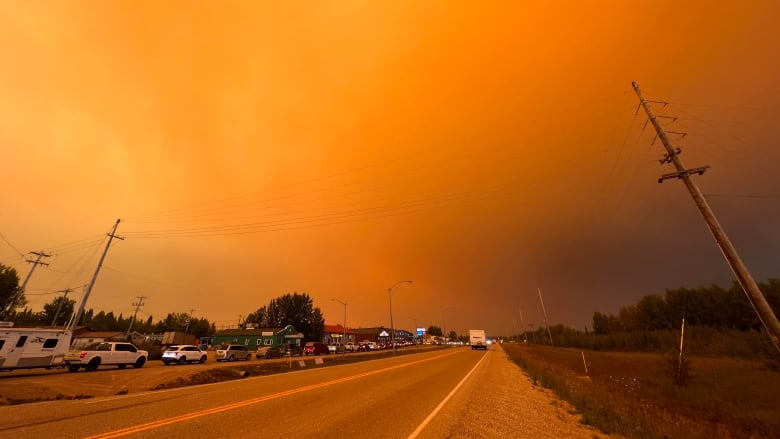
427, 325, 442, 336
246, 292, 324, 342
0, 264, 21, 319
447, 330, 457, 342
41, 295, 76, 326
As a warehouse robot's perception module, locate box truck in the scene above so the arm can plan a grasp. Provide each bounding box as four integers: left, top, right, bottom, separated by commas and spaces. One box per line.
469, 329, 488, 350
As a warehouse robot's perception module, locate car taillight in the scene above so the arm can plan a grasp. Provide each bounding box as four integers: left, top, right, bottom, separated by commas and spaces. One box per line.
80, 352, 87, 359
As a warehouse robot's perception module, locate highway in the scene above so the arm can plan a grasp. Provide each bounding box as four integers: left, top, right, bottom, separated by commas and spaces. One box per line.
0, 348, 487, 439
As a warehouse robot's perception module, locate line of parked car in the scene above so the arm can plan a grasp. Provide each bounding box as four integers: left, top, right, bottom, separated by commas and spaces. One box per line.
159, 339, 418, 366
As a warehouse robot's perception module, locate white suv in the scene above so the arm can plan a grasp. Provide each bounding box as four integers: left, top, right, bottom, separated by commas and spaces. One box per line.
162, 345, 208, 365
215, 344, 252, 361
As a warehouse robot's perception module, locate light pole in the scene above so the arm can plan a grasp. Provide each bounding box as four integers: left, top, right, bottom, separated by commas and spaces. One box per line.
331, 298, 347, 350
388, 280, 412, 356
442, 306, 454, 346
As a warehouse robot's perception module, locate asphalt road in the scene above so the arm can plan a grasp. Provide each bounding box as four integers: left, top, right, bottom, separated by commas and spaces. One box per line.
0, 348, 486, 438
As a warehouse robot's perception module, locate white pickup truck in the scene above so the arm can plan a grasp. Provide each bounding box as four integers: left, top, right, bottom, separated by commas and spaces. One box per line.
63, 341, 148, 372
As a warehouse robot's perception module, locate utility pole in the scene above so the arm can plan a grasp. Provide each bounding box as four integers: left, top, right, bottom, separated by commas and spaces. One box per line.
185, 308, 195, 333
126, 295, 146, 336
519, 307, 527, 342
633, 81, 780, 353
538, 288, 554, 346
51, 288, 72, 326
1, 250, 51, 319
68, 219, 123, 331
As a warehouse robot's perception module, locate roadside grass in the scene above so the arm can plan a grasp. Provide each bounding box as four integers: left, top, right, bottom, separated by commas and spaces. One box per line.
502, 343, 780, 439
4, 393, 93, 405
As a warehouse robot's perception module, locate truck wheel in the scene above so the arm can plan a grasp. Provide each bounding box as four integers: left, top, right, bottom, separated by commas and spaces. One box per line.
178, 357, 187, 365
86, 358, 101, 371
199, 355, 207, 364
134, 357, 146, 368
228, 355, 235, 362
68, 365, 80, 372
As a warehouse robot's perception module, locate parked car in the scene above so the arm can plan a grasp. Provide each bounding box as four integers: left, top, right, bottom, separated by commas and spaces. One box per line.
162, 345, 208, 365
281, 343, 303, 357
357, 341, 377, 352
255, 346, 282, 359
215, 344, 252, 361
328, 343, 346, 354
344, 342, 357, 352
303, 342, 329, 356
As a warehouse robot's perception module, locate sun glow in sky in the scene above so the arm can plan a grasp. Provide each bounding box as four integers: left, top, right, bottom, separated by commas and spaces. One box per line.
2, 1, 779, 336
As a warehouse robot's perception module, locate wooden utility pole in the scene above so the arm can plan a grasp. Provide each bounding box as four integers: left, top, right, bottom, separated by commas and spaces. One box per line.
538, 288, 554, 346
127, 295, 146, 335
50, 288, 72, 326
185, 308, 195, 333
68, 219, 123, 330
633, 82, 780, 353
1, 250, 51, 319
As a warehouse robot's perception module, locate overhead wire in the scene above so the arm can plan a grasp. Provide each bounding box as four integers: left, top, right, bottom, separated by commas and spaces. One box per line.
122, 106, 639, 239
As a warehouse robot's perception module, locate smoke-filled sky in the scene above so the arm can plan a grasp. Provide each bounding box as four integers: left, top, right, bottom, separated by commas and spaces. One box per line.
1, 1, 779, 337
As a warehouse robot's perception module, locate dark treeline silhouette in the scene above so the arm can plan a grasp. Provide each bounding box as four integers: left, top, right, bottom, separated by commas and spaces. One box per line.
12, 297, 215, 340
514, 279, 780, 357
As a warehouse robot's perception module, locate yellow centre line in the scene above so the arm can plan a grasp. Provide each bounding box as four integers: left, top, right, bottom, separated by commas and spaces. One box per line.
85, 350, 462, 439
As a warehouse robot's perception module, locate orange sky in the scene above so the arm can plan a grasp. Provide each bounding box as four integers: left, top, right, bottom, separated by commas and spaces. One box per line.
2, 1, 779, 336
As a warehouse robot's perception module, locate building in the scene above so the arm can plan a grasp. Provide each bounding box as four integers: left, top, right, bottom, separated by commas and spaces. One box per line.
210, 325, 303, 350
350, 327, 416, 344
322, 324, 354, 345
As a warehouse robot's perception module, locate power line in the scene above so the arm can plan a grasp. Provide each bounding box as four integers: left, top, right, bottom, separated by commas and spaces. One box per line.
0, 231, 24, 258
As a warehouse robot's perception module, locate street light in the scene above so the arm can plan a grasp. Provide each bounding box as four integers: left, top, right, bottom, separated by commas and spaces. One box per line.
442, 306, 454, 346
331, 298, 347, 350
388, 280, 412, 356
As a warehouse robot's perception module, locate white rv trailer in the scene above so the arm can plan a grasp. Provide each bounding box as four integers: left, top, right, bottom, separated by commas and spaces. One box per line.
0, 326, 72, 371
0, 219, 122, 372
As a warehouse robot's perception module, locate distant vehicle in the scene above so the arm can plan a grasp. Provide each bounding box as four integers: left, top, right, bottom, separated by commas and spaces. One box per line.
469, 329, 488, 350
303, 342, 329, 356
280, 343, 303, 357
215, 344, 252, 361
64, 342, 148, 371
344, 342, 357, 352
357, 341, 377, 352
161, 331, 194, 346
328, 343, 345, 354
255, 346, 282, 359
161, 345, 208, 365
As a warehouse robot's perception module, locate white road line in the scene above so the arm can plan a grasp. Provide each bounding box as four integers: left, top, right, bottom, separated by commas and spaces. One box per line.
407, 350, 489, 439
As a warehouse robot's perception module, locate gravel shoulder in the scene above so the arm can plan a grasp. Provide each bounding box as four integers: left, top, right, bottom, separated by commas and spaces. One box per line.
416, 345, 619, 439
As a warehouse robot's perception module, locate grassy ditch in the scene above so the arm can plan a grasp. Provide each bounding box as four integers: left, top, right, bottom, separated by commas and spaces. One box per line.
502, 343, 780, 439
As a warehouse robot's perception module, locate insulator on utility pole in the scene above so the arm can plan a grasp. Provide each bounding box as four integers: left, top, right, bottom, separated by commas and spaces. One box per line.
632, 81, 780, 353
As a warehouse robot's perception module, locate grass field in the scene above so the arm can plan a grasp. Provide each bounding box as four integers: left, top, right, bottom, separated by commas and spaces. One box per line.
502, 343, 780, 439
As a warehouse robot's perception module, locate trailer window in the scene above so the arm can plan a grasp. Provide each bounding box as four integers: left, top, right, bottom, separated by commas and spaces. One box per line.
0, 340, 4, 350
43, 338, 59, 349
16, 336, 27, 348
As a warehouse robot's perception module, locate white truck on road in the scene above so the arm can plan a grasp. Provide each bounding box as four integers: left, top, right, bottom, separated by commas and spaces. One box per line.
469, 329, 488, 350
64, 341, 148, 372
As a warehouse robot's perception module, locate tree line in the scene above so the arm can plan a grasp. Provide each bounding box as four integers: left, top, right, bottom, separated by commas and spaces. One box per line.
591, 279, 780, 334
513, 279, 780, 357
0, 262, 324, 342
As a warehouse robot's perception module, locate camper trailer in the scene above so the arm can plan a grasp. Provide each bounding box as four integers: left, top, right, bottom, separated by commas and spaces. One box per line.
0, 326, 72, 371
